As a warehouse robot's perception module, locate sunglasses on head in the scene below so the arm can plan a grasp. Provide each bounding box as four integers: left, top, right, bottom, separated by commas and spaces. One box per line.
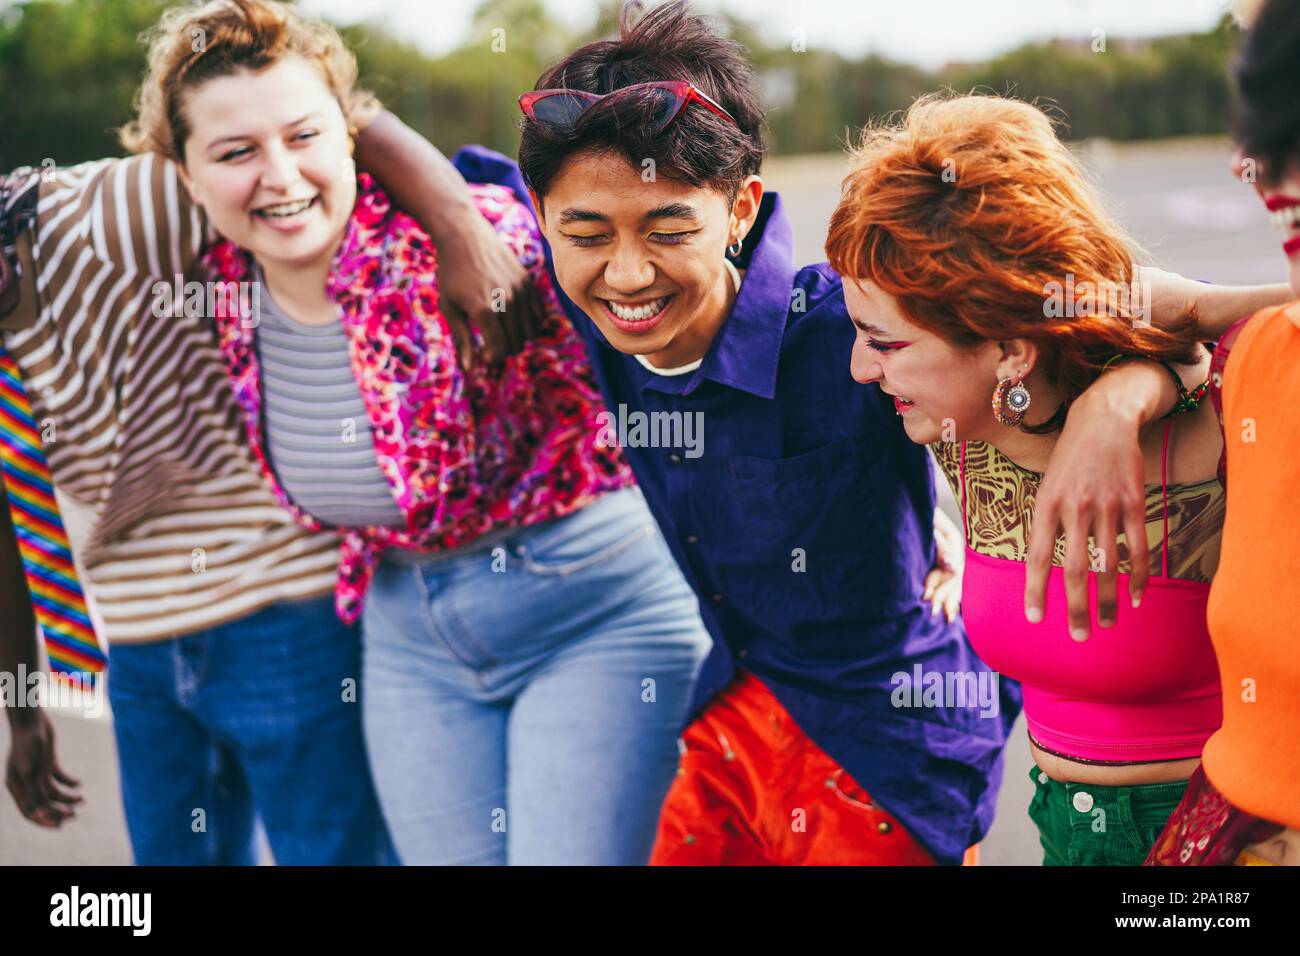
518, 80, 738, 135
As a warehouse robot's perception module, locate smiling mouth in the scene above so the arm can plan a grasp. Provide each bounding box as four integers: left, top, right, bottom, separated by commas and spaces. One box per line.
254, 196, 319, 220
883, 390, 916, 414
1267, 205, 1300, 230
599, 295, 673, 322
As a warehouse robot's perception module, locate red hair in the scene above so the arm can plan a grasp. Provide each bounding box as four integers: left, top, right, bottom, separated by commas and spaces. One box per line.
825, 92, 1198, 432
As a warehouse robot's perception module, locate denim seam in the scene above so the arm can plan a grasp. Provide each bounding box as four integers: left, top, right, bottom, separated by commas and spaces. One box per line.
202, 740, 222, 864
520, 519, 656, 577
174, 636, 199, 705
412, 563, 495, 677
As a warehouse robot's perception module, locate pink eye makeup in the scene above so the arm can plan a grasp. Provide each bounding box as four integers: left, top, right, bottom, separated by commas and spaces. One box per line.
865, 337, 911, 352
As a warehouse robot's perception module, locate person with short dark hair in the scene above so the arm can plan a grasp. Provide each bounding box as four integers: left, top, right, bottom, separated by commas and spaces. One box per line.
482, 0, 1283, 866
511, 0, 1013, 865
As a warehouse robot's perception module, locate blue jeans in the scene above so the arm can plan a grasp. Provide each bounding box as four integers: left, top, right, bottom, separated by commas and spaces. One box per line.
106, 595, 395, 865
361, 487, 711, 865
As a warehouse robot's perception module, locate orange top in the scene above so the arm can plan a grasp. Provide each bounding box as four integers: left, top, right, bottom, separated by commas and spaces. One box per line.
1203, 302, 1300, 830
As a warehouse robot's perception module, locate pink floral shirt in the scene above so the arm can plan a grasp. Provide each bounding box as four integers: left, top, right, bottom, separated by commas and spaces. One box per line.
203, 174, 633, 623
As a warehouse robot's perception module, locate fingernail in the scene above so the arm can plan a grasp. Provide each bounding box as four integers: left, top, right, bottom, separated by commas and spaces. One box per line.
931, 603, 940, 617
1025, 606, 1042, 623
1099, 618, 1114, 629
1131, 593, 1143, 609
1070, 627, 1089, 642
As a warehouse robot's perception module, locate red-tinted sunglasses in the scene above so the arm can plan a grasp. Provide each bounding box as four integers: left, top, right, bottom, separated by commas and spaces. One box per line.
518, 80, 737, 134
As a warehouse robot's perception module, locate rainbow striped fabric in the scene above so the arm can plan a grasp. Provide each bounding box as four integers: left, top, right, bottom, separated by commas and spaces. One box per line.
0, 344, 105, 678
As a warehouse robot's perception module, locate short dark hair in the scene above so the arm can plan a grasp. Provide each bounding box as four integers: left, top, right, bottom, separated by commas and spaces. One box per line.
518, 1, 766, 203
1232, 0, 1300, 182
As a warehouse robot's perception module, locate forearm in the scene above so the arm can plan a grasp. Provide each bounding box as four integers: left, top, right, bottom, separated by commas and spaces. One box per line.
353, 111, 479, 245
1191, 283, 1292, 340
0, 485, 40, 728
1070, 351, 1209, 431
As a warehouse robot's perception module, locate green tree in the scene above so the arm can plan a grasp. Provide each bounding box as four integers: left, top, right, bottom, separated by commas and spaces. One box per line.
0, 0, 1248, 170
0, 0, 172, 167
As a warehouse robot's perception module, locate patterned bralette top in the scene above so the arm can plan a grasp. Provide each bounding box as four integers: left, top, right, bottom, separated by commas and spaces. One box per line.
931, 438, 1224, 582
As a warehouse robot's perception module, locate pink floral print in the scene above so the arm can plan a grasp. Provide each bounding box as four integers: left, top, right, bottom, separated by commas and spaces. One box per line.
203, 175, 633, 622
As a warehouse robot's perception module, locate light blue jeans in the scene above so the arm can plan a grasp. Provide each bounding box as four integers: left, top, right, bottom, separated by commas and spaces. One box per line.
360, 487, 711, 865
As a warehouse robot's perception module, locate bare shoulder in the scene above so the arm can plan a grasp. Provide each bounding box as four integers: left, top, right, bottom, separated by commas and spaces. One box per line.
1139, 388, 1224, 487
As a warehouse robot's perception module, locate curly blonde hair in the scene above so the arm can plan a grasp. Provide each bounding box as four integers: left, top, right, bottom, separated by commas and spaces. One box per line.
119, 0, 380, 161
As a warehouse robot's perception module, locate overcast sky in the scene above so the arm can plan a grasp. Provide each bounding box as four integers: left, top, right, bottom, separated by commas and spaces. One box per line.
302, 0, 1236, 68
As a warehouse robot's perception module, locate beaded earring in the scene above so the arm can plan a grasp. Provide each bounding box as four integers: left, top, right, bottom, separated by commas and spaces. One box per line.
992, 376, 1032, 426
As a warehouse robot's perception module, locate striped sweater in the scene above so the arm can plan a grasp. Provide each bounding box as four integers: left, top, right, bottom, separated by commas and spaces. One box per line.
0, 156, 339, 643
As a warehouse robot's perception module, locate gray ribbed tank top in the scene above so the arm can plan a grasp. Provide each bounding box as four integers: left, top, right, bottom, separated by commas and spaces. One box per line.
254, 274, 406, 530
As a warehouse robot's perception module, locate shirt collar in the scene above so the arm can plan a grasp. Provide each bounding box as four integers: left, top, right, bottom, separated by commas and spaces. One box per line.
451, 143, 800, 402
688, 192, 797, 401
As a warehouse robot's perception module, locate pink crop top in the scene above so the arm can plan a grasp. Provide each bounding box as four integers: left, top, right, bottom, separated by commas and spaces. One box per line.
957, 422, 1223, 763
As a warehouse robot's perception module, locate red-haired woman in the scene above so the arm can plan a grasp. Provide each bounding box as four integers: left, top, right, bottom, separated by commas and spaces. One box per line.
826, 92, 1288, 865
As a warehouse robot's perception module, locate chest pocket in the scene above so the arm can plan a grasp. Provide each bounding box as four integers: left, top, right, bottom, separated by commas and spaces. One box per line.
703, 432, 927, 653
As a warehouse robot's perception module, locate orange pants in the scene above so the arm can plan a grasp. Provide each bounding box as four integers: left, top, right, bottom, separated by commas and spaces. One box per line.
650, 670, 978, 866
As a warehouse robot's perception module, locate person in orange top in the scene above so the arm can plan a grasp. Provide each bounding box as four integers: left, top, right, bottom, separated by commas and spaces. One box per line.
1144, 0, 1300, 867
